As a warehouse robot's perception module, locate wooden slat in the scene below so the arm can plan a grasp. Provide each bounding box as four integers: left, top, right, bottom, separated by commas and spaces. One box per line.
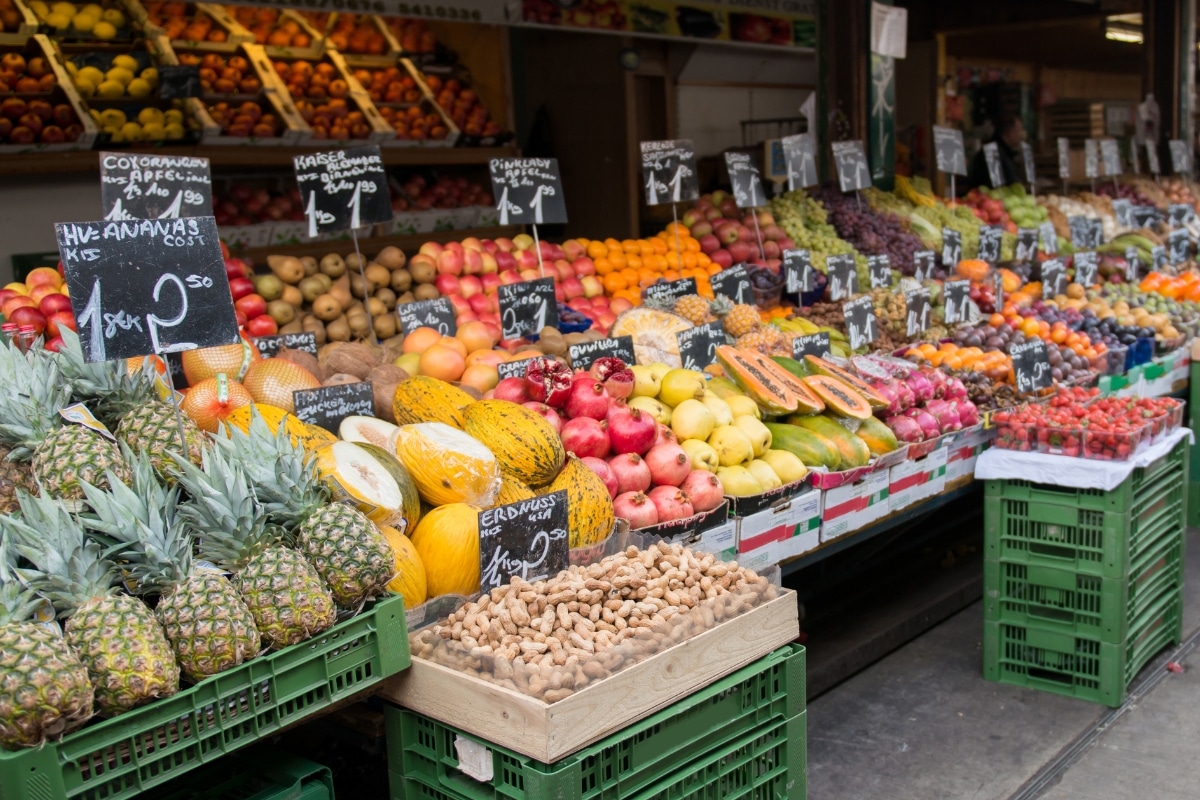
232, 225, 520, 262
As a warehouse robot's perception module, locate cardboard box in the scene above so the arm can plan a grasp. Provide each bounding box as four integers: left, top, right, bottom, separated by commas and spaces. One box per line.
687, 517, 738, 561
888, 447, 947, 512
820, 468, 889, 542
946, 428, 993, 483
736, 488, 822, 566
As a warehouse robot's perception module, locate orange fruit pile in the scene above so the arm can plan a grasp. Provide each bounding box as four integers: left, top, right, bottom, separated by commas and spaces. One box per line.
909, 342, 1012, 382
1139, 271, 1200, 302
578, 223, 716, 307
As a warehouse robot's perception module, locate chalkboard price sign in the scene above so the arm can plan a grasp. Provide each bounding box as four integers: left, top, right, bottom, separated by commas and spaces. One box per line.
1146, 142, 1162, 175
398, 297, 457, 337
1152, 245, 1167, 270
941, 228, 962, 268
253, 331, 318, 359
932, 126, 966, 175
867, 254, 892, 289
1084, 139, 1099, 179
832, 140, 871, 192
1021, 141, 1036, 185
567, 336, 635, 371
826, 254, 858, 301
643, 277, 698, 302
641, 139, 699, 206
982, 142, 1004, 188
1039, 221, 1058, 255
55, 217, 238, 363
1100, 139, 1121, 176
490, 157, 568, 225
158, 65, 201, 99
943, 279, 971, 326
978, 225, 1002, 263
1041, 259, 1067, 298
783, 248, 814, 293
477, 491, 569, 594
677, 322, 725, 372
1168, 203, 1193, 227
1168, 228, 1190, 265
1125, 246, 1141, 283
1012, 339, 1052, 394
1073, 251, 1098, 288
498, 277, 558, 340
792, 332, 831, 360
294, 146, 391, 237
904, 287, 931, 337
1169, 139, 1191, 175
710, 263, 753, 304
781, 132, 818, 191
913, 250, 935, 282
1068, 216, 1102, 248
293, 381, 374, 433
1015, 228, 1038, 263
497, 356, 539, 382
100, 152, 213, 221
843, 296, 877, 350
1111, 199, 1133, 228
724, 152, 766, 208
1057, 137, 1071, 179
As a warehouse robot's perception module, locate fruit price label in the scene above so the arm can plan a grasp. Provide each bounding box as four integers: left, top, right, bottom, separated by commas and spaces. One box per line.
1168, 203, 1194, 228
941, 228, 962, 268
641, 139, 699, 205
55, 217, 238, 363
932, 126, 967, 175
982, 142, 1004, 188
253, 331, 318, 359
1168, 228, 1190, 265
1146, 142, 1162, 175
567, 336, 635, 371
792, 332, 831, 360
1129, 138, 1141, 174
781, 132, 818, 191
1073, 252, 1098, 288
1068, 216, 1100, 249
913, 249, 935, 282
497, 356, 539, 382
477, 491, 569, 594
832, 140, 871, 193
867, 254, 892, 289
1038, 221, 1058, 255
293, 381, 374, 433
1041, 259, 1067, 298
943, 279, 971, 326
1057, 137, 1071, 179
1132, 206, 1159, 227
826, 254, 858, 301
978, 225, 1002, 263
843, 296, 877, 350
1125, 247, 1141, 282
100, 153, 213, 221
1152, 245, 1167, 270
643, 277, 698, 302
1021, 141, 1037, 185
489, 157, 568, 225
904, 287, 931, 337
1084, 139, 1099, 179
158, 65, 201, 99
677, 322, 725, 372
1100, 139, 1122, 176
711, 263, 752, 304
397, 297, 457, 337
1015, 228, 1038, 263
1169, 139, 1191, 175
498, 277, 558, 340
723, 152, 766, 208
784, 248, 814, 293
1012, 339, 1052, 394
1111, 199, 1134, 228
294, 146, 392, 236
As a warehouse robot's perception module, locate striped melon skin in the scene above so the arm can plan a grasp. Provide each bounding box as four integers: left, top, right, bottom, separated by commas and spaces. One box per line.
492, 476, 537, 507
464, 400, 565, 488
392, 376, 475, 429
540, 455, 615, 549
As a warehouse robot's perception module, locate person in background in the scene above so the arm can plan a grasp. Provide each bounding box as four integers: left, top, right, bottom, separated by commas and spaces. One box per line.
967, 114, 1025, 190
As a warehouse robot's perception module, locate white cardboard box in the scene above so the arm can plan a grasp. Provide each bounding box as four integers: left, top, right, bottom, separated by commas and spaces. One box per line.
691, 518, 738, 561
946, 429, 991, 483
888, 447, 948, 512
736, 489, 823, 566
820, 468, 890, 542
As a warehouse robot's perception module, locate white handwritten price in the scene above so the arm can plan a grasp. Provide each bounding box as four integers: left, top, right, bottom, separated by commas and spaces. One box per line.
76, 272, 209, 361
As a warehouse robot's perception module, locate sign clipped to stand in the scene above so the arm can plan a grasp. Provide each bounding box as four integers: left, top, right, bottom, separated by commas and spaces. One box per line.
677, 322, 726, 372
1020, 141, 1036, 186
711, 264, 753, 304
932, 126, 967, 175
843, 296, 878, 350
1129, 138, 1141, 174
1041, 258, 1067, 298
826, 254, 858, 301
568, 337, 635, 371
1084, 139, 1099, 179
497, 356, 539, 382
1168, 203, 1194, 227
253, 331, 318, 359
1152, 244, 1167, 270
1057, 137, 1071, 179
1039, 221, 1058, 255
1169, 139, 1191, 175
1146, 142, 1162, 175
498, 278, 558, 340
490, 157, 568, 225
1012, 339, 1052, 394
1168, 228, 1190, 265
398, 297, 457, 337
781, 132, 818, 191
1112, 199, 1134, 228
55, 216, 238, 362
792, 332, 831, 359
867, 254, 892, 289
100, 153, 213, 221
982, 142, 1004, 188
477, 491, 569, 595
724, 152, 766, 208
978, 225, 1002, 263
293, 382, 374, 433
1100, 139, 1122, 176
904, 286, 931, 337
832, 140, 871, 192
640, 140, 699, 205
943, 279, 970, 326
1125, 246, 1141, 282
643, 277, 698, 302
941, 228, 962, 268
294, 145, 392, 237
1073, 251, 1098, 288
1015, 228, 1038, 263
913, 249, 935, 281
784, 248, 815, 293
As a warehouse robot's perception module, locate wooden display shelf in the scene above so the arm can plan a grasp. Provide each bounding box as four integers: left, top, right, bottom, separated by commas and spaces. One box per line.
0, 145, 519, 175
233, 224, 520, 261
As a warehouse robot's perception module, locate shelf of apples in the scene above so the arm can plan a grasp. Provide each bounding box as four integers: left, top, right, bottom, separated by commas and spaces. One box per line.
0, 37, 97, 149
171, 48, 298, 142
0, 264, 78, 351
138, 1, 254, 51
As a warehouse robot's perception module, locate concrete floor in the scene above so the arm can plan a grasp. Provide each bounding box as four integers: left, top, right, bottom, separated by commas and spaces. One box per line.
807, 529, 1200, 800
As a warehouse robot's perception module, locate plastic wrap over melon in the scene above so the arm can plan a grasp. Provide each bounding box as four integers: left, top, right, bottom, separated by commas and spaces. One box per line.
886, 413, 927, 443
923, 399, 962, 433
904, 371, 935, 404
393, 422, 502, 507
901, 407, 941, 440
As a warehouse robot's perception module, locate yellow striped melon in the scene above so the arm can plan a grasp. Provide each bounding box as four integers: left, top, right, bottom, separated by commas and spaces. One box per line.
380, 525, 428, 609
393, 422, 500, 507
392, 376, 474, 429
464, 400, 564, 488
541, 455, 615, 549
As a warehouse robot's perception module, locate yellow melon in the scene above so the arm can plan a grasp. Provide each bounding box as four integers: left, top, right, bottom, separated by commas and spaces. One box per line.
392, 422, 500, 507
380, 525, 427, 609
409, 503, 480, 597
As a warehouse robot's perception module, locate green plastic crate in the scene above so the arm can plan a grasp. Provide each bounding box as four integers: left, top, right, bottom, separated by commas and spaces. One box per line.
386, 644, 805, 800
983, 585, 1182, 707
390, 713, 806, 800
157, 746, 334, 800
983, 474, 1185, 579
984, 528, 1183, 641
0, 594, 408, 800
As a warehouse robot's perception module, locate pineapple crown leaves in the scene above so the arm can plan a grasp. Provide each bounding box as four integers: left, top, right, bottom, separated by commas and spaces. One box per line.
0, 534, 44, 627
0, 337, 71, 456
708, 295, 734, 317
643, 293, 678, 312
54, 328, 160, 426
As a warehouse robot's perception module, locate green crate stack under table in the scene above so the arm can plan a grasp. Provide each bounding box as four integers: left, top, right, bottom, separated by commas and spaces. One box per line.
982, 437, 1188, 707
385, 644, 806, 800
155, 744, 335, 800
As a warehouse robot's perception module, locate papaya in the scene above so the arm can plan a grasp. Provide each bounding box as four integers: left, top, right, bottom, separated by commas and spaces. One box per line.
705, 375, 746, 401
790, 414, 871, 468
715, 346, 798, 415
803, 375, 872, 421
763, 422, 841, 469
855, 415, 900, 455
739, 350, 824, 414
803, 355, 889, 410
771, 355, 811, 379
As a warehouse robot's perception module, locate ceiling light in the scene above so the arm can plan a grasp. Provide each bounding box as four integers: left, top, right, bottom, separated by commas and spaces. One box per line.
1105, 13, 1143, 44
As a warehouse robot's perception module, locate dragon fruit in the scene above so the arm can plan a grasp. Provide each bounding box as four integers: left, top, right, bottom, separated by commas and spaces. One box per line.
901, 407, 941, 440
923, 399, 962, 433
868, 378, 903, 416
922, 368, 948, 399
886, 413, 926, 443
895, 379, 916, 411
943, 376, 969, 402
905, 371, 935, 404
952, 399, 979, 427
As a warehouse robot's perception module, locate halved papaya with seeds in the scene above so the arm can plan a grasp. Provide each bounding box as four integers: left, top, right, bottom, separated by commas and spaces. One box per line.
715, 345, 798, 415
803, 355, 889, 410
740, 350, 824, 414
802, 375, 872, 420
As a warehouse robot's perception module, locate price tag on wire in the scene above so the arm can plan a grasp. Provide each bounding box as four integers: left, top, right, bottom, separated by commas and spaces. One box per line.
498, 278, 558, 340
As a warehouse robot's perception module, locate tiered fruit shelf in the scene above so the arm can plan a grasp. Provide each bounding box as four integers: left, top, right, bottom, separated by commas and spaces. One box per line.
234, 224, 520, 262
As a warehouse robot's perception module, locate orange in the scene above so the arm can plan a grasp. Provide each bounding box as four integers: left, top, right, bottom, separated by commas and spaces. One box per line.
595, 258, 613, 276
587, 241, 608, 259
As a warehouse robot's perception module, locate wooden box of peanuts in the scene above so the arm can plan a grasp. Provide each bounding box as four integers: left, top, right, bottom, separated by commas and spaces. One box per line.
380, 541, 799, 762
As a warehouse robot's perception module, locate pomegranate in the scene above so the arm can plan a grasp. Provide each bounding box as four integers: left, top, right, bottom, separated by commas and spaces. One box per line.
522, 401, 563, 433
654, 423, 678, 446
643, 443, 691, 487
582, 456, 618, 498
588, 357, 634, 400
648, 485, 694, 522
680, 470, 725, 512
608, 452, 652, 494
606, 402, 657, 455
525, 357, 573, 408
494, 376, 529, 403
564, 374, 611, 420
560, 416, 611, 458
613, 491, 659, 529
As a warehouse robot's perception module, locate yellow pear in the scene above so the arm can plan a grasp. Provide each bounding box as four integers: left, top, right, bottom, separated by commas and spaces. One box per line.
680, 439, 720, 472
715, 465, 762, 497
658, 368, 706, 407
761, 449, 808, 484
700, 394, 733, 426
627, 395, 671, 426
707, 425, 754, 467
747, 459, 782, 491
724, 394, 761, 420
630, 364, 661, 398
670, 398, 715, 442
733, 415, 772, 457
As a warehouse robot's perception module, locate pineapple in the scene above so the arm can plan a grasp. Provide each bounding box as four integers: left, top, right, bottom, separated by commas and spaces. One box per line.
673, 294, 713, 325
0, 536, 93, 748
216, 409, 395, 607
4, 492, 179, 716
0, 336, 128, 512
721, 302, 763, 338
80, 452, 260, 682
171, 445, 336, 648
736, 326, 789, 356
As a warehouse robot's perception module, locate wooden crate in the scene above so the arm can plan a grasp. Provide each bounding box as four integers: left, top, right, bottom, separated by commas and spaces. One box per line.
134, 2, 254, 54
352, 57, 458, 148
380, 589, 799, 763
0, 0, 37, 46
269, 48, 392, 146
319, 12, 400, 67
0, 34, 99, 154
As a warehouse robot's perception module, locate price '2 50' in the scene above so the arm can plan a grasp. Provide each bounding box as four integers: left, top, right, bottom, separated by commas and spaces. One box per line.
76, 272, 212, 361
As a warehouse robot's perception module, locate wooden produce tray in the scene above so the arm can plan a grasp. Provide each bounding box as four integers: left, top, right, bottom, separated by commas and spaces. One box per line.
347, 56, 457, 148
0, 0, 37, 46
320, 12, 400, 66
269, 48, 391, 146
381, 588, 799, 762
135, 1, 254, 53
0, 34, 98, 153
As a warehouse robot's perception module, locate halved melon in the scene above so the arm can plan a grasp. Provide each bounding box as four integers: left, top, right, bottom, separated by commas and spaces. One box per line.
315, 440, 407, 529
354, 441, 422, 534
802, 375, 872, 420
340, 415, 400, 451
610, 308, 692, 368
803, 355, 889, 410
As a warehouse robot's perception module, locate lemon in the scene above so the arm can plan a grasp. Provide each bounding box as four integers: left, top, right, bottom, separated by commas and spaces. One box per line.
100, 8, 124, 27
96, 79, 125, 98
137, 107, 164, 125
28, 1, 49, 19
140, 122, 165, 140
71, 11, 96, 31
77, 65, 104, 85
164, 108, 183, 124
139, 67, 158, 85
45, 11, 71, 30
91, 19, 116, 39
110, 127, 127, 143
105, 66, 133, 85
88, 108, 101, 122
164, 122, 186, 140
65, 61, 78, 76
126, 77, 151, 97
97, 108, 126, 128
111, 54, 137, 71
118, 121, 142, 141
50, 1, 74, 16
73, 77, 95, 97
81, 2, 100, 15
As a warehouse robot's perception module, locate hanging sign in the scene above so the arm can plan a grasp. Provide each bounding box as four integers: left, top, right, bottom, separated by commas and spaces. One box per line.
826, 254, 858, 301
1169, 139, 1191, 174
294, 146, 391, 237
641, 139, 699, 205
477, 492, 569, 594
724, 152, 766, 208
498, 277, 558, 340
101, 153, 212, 221
490, 157, 568, 225
832, 140, 871, 192
781, 132, 818, 190
1129, 138, 1141, 174
932, 126, 967, 175
398, 297, 457, 337
677, 322, 726, 372
1021, 141, 1036, 185
1146, 142, 1161, 174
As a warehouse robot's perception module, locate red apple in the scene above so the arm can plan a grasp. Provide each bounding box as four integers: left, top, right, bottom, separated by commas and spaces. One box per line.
447, 294, 471, 315
554, 260, 574, 281
228, 276, 256, 300
224, 258, 249, 280
495, 251, 517, 272
581, 276, 604, 298
45, 310, 76, 339
566, 296, 591, 313
467, 293, 490, 315
437, 249, 463, 276
434, 274, 461, 296
462, 249, 482, 275
572, 257, 595, 276
455, 310, 478, 323
710, 249, 733, 269
2, 296, 36, 317
7, 305, 46, 335
38, 293, 72, 317
43, 336, 64, 353
458, 275, 483, 298
498, 270, 522, 286
244, 314, 277, 337
561, 277, 584, 300
493, 237, 515, 252
0, 289, 17, 306
234, 293, 267, 319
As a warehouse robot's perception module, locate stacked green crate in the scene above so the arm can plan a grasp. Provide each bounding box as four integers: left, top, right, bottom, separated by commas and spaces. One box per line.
982, 439, 1188, 707
385, 644, 806, 800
